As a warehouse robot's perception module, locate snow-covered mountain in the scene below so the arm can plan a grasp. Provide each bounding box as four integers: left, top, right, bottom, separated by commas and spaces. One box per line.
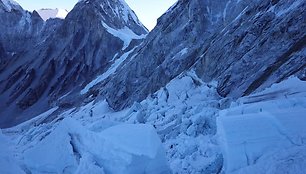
0, 0, 147, 127
0, 0, 305, 173
37, 8, 69, 21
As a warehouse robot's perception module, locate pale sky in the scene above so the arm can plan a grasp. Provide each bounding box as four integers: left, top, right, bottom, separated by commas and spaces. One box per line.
15, 0, 177, 30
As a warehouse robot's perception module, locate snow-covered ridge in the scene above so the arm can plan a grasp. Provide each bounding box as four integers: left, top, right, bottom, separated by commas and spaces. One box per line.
37, 8, 68, 21
99, 0, 145, 28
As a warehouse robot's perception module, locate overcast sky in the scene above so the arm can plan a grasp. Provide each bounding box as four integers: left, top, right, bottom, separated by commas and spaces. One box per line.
15, 0, 177, 30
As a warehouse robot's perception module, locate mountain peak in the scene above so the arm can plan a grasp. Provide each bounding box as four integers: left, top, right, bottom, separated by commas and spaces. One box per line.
37, 8, 69, 21
74, 0, 147, 33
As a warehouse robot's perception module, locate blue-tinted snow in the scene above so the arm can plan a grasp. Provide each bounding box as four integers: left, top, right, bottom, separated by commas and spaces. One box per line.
1, 75, 305, 174
218, 77, 306, 173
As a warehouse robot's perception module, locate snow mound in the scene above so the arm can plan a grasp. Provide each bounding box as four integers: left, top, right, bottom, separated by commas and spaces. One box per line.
23, 118, 170, 174
37, 8, 68, 21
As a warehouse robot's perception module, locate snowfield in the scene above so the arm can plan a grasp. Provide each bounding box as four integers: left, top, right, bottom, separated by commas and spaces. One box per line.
1, 74, 305, 174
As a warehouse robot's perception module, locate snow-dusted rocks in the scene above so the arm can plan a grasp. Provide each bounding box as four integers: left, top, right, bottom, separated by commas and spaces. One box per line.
217, 77, 306, 173
23, 118, 170, 174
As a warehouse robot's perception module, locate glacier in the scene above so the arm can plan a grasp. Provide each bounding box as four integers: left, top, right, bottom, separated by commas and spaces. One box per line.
2, 72, 305, 173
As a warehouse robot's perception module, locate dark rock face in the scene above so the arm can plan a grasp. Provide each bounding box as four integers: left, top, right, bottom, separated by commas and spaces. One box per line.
0, 42, 5, 60
97, 0, 305, 110
194, 0, 306, 97
0, 0, 147, 127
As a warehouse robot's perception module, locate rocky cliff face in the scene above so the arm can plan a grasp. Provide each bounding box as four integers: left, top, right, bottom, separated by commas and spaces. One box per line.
92, 0, 252, 109
194, 0, 306, 98
90, 0, 305, 111
0, 0, 147, 127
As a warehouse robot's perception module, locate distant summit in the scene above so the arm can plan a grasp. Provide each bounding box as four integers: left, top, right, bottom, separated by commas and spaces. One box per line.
37, 8, 68, 21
